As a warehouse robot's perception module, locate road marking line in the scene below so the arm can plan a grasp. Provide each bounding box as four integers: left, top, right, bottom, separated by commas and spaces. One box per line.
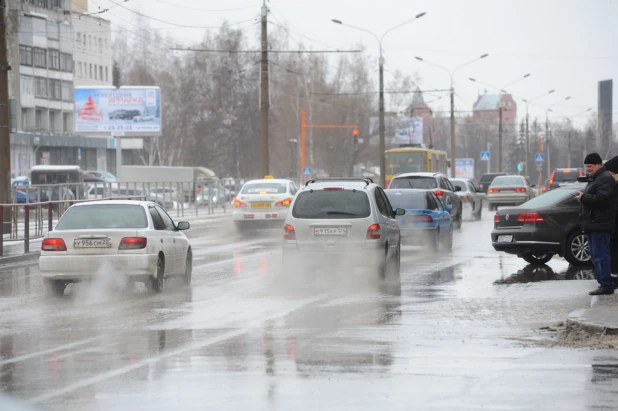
0, 337, 101, 365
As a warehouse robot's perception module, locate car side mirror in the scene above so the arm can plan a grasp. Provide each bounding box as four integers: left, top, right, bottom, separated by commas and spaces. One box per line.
445, 204, 453, 211
177, 221, 190, 230
395, 208, 406, 216
454, 186, 461, 192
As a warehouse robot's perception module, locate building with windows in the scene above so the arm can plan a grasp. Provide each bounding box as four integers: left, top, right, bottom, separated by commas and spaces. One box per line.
472, 93, 517, 126
71, 3, 112, 87
8, 0, 108, 175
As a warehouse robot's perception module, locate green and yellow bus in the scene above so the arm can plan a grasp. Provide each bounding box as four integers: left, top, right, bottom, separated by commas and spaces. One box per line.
385, 146, 448, 187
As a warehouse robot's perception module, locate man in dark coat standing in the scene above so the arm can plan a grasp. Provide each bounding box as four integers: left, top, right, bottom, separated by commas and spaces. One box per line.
601, 155, 618, 288
575, 153, 617, 295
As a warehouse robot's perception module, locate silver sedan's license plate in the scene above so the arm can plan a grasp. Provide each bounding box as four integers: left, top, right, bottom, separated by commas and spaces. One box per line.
74, 238, 112, 248
497, 235, 513, 244
314, 227, 347, 236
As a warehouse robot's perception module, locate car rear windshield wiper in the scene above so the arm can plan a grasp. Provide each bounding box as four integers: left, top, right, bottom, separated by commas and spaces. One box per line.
325, 211, 358, 216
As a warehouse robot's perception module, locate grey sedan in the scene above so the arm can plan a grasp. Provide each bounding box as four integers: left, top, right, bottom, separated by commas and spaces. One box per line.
450, 178, 483, 220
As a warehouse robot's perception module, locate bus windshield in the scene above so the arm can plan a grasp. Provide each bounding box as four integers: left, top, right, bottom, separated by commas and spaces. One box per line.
386, 152, 424, 174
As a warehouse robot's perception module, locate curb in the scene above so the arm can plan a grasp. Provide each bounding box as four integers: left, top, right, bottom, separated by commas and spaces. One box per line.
566, 308, 618, 336
0, 252, 40, 266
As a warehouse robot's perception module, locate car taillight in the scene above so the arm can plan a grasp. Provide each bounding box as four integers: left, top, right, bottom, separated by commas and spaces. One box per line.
233, 199, 248, 208
366, 223, 381, 240
434, 189, 445, 197
416, 215, 433, 222
42, 238, 67, 251
119, 237, 147, 250
514, 188, 527, 193
542, 186, 548, 191
494, 214, 500, 224
283, 224, 296, 240
517, 212, 544, 223
488, 188, 500, 193
275, 198, 292, 207
461, 195, 469, 201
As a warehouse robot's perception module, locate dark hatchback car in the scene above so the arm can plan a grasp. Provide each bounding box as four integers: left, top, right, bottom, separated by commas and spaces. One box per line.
547, 168, 584, 190
491, 182, 590, 266
476, 172, 507, 194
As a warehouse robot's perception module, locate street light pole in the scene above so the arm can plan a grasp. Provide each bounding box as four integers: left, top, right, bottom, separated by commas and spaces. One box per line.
415, 54, 488, 178
522, 89, 555, 179
469, 73, 531, 173
333, 13, 426, 187
545, 96, 571, 179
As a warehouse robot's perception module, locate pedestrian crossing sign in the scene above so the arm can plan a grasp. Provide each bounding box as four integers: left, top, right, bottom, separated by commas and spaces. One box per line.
534, 153, 544, 163
480, 151, 490, 161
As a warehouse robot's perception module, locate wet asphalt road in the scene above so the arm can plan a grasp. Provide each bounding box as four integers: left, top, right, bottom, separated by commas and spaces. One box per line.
0, 208, 617, 410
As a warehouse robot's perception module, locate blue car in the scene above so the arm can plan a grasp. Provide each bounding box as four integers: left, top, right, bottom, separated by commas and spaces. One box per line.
385, 189, 453, 251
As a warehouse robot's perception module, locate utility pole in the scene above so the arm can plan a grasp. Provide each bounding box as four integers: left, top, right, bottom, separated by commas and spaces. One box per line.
379, 54, 385, 187
498, 106, 503, 172
0, 0, 10, 232
545, 117, 550, 181
260, 0, 269, 177
450, 86, 455, 178
524, 107, 529, 179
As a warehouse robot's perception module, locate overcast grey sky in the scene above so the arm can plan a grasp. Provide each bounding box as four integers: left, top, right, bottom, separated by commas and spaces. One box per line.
91, 0, 618, 128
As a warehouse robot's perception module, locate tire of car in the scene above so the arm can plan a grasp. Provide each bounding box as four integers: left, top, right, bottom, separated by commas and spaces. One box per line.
431, 229, 440, 252
442, 226, 453, 251
475, 203, 483, 220
521, 252, 553, 265
43, 278, 66, 297
183, 249, 193, 286
565, 231, 592, 266
455, 209, 463, 229
379, 245, 388, 280
147, 256, 165, 293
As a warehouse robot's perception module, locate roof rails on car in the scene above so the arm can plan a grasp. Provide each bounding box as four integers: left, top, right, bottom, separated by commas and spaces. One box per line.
304, 177, 374, 187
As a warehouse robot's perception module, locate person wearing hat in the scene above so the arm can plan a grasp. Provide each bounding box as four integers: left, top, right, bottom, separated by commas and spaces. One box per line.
575, 152, 617, 295
601, 155, 618, 288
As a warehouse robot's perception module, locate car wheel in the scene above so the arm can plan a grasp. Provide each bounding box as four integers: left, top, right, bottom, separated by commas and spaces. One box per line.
565, 231, 592, 266
431, 229, 440, 252
43, 278, 66, 297
392, 243, 401, 277
442, 226, 453, 251
379, 245, 388, 280
475, 204, 483, 220
522, 252, 553, 265
455, 209, 463, 229
183, 249, 192, 286
148, 256, 165, 293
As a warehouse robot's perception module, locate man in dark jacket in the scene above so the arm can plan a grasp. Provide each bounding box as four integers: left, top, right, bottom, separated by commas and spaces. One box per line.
601, 155, 618, 288
575, 153, 617, 295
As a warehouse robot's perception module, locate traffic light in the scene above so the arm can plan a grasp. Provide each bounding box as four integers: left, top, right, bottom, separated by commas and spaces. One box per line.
353, 128, 359, 144
517, 162, 523, 172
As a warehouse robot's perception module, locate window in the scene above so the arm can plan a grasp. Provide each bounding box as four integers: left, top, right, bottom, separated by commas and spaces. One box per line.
94, 65, 97, 80
55, 205, 148, 230
49, 0, 60, 8
426, 193, 438, 210
99, 65, 103, 80
35, 108, 43, 130
149, 207, 166, 230
385, 191, 427, 210
389, 176, 438, 190
49, 79, 61, 100
46, 20, 59, 40
241, 183, 287, 194
105, 66, 108, 82
48, 49, 60, 70
377, 188, 394, 217
77, 62, 82, 77
98, 38, 103, 53
374, 189, 388, 216
35, 0, 47, 8
83, 34, 87, 48
76, 33, 81, 45
19, 45, 32, 66
33, 48, 46, 68
292, 190, 371, 219
89, 63, 92, 79
60, 53, 72, 72
61, 81, 72, 102
34, 77, 47, 98
154, 206, 176, 231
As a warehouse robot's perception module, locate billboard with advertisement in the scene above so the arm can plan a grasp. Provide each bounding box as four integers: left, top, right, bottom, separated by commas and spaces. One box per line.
455, 158, 475, 179
74, 86, 161, 136
369, 116, 423, 146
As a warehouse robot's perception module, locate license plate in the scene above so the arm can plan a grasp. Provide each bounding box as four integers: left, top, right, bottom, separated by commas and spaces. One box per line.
314, 227, 347, 236
73, 238, 112, 248
497, 235, 513, 244
251, 203, 271, 209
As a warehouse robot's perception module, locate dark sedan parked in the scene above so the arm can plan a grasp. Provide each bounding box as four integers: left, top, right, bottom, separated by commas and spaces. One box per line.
491, 183, 590, 266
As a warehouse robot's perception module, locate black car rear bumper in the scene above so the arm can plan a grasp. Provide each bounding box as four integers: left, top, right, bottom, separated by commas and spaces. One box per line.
491, 226, 562, 256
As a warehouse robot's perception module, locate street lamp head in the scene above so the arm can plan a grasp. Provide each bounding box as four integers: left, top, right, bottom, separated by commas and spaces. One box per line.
414, 56, 423, 61
415, 12, 426, 18
331, 19, 342, 24
548, 89, 555, 94
469, 77, 476, 82
523, 73, 531, 78
480, 53, 489, 59
565, 96, 571, 101
500, 89, 507, 94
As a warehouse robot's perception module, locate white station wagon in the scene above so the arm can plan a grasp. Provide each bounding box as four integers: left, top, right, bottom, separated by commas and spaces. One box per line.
39, 200, 192, 296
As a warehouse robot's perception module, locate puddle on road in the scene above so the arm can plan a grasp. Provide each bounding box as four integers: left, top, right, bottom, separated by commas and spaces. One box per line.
494, 264, 595, 284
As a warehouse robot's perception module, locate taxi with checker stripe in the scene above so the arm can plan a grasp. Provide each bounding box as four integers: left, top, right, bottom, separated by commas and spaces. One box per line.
232, 176, 299, 232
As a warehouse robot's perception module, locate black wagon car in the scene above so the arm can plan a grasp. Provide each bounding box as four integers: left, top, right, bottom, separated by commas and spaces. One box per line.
491, 182, 591, 266
476, 172, 507, 194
